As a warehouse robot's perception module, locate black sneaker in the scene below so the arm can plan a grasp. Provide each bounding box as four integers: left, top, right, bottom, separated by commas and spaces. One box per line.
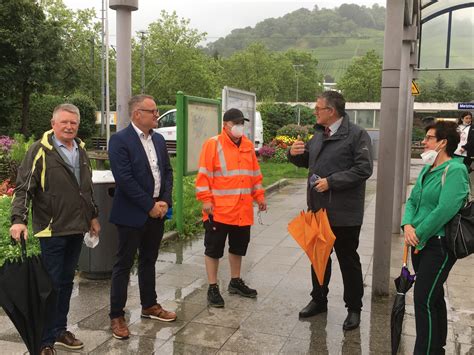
207, 285, 225, 308
228, 278, 257, 298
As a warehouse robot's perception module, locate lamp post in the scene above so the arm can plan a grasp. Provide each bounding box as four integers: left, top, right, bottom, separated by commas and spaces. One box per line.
293, 64, 304, 125
139, 30, 146, 94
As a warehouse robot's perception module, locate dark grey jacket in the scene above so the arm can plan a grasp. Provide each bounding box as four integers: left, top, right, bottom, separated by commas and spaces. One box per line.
288, 115, 373, 226
11, 130, 98, 237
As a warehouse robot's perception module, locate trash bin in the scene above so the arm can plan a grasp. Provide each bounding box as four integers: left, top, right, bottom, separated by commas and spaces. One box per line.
78, 170, 118, 280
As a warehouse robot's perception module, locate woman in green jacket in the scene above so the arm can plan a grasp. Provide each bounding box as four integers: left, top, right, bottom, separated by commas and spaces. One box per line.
402, 120, 469, 355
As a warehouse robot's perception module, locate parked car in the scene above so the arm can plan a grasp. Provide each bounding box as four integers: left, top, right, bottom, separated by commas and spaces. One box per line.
154, 109, 264, 154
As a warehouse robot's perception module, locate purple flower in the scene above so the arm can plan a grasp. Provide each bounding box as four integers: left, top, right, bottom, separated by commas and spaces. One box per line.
0, 136, 15, 154
258, 145, 276, 158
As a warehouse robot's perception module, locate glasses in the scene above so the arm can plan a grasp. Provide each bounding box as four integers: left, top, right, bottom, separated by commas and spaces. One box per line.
314, 107, 331, 113
424, 134, 437, 141
138, 109, 159, 116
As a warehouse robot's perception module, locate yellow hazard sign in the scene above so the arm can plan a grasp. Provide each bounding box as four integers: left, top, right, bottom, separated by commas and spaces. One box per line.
411, 81, 420, 96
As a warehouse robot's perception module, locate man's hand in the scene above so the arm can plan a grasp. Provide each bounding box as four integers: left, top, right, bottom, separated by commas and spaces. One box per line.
90, 218, 101, 237
149, 202, 163, 218
290, 139, 305, 156
258, 201, 267, 211
314, 178, 329, 192
403, 224, 419, 247
202, 201, 213, 215
157, 201, 169, 218
10, 224, 28, 241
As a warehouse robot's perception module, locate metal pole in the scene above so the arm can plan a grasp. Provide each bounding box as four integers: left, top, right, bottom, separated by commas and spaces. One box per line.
105, 0, 110, 147
293, 64, 303, 125
176, 91, 185, 235
140, 31, 146, 94
110, 0, 138, 132
372, 0, 405, 297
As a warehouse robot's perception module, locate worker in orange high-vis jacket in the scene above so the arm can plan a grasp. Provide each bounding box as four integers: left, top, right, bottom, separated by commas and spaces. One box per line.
196, 108, 267, 308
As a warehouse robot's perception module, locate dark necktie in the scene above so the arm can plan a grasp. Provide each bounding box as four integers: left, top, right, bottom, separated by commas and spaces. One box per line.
324, 127, 331, 137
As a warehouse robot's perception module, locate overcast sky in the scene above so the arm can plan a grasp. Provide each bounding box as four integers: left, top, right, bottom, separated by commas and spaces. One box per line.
62, 0, 386, 44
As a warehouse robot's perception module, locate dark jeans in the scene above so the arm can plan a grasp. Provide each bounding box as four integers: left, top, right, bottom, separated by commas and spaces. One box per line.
39, 234, 83, 346
109, 217, 164, 319
412, 236, 456, 355
310, 225, 363, 312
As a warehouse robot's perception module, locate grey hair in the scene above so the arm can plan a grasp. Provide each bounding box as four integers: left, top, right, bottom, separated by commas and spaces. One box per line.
318, 91, 346, 117
128, 94, 155, 118
52, 103, 81, 122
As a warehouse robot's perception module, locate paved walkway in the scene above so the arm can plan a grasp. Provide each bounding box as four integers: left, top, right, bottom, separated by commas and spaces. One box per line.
0, 161, 473, 354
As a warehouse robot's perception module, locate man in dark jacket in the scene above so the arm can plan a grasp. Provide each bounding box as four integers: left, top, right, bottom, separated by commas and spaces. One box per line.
288, 91, 373, 331
108, 94, 175, 341
10, 103, 100, 355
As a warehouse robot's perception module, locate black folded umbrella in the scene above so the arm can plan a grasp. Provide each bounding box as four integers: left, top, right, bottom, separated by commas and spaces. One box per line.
0, 234, 55, 355
391, 244, 416, 355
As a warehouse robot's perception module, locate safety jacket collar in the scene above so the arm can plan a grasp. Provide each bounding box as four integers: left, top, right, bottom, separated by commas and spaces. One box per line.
40, 130, 86, 151
220, 130, 253, 152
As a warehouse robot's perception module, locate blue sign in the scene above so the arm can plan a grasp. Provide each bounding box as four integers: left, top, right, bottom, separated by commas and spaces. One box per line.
458, 103, 474, 110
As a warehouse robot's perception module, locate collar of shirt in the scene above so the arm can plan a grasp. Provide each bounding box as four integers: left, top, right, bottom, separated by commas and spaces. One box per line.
327, 117, 343, 136
131, 121, 154, 140
52, 134, 78, 151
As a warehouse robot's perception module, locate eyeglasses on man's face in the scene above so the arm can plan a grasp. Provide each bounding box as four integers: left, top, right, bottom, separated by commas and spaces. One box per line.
138, 109, 159, 116
314, 106, 331, 113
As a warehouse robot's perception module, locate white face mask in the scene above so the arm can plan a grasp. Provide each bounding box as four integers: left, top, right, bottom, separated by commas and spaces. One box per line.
420, 142, 442, 165
230, 124, 245, 138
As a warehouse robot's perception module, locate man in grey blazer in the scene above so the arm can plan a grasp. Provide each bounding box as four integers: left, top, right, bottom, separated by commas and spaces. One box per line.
288, 91, 373, 331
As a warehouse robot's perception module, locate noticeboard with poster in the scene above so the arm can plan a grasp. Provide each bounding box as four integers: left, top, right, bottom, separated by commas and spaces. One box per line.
222, 86, 256, 143
177, 94, 221, 176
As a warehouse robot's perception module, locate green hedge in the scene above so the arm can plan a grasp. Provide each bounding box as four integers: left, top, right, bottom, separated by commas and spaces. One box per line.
258, 102, 316, 143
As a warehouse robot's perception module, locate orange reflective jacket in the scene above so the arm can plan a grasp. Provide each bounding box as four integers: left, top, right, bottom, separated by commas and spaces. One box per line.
195, 131, 264, 226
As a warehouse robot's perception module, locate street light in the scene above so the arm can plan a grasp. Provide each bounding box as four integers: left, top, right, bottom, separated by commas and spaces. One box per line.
139, 30, 146, 94
293, 64, 304, 125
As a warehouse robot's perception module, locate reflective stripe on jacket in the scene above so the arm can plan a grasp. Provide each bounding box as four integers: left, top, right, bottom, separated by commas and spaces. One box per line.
195, 131, 264, 226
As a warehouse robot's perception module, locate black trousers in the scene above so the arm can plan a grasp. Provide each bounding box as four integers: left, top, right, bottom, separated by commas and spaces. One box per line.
310, 225, 363, 312
109, 217, 164, 319
411, 236, 456, 355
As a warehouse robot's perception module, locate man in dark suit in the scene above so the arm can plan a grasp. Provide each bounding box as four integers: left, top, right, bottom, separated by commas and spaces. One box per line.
108, 94, 175, 340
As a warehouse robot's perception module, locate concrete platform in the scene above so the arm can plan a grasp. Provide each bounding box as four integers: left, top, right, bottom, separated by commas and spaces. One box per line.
0, 160, 473, 354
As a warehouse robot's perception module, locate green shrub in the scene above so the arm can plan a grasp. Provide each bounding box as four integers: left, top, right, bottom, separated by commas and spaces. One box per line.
276, 124, 309, 138
0, 197, 39, 267
158, 105, 175, 115
268, 147, 288, 163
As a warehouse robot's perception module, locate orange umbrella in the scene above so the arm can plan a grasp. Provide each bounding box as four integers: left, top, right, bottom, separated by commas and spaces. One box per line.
288, 210, 336, 285
311, 209, 336, 285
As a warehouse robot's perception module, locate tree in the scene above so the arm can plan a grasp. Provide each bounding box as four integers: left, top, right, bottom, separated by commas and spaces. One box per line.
220, 43, 278, 100
337, 50, 382, 101
132, 11, 219, 104
0, 0, 63, 135
40, 0, 102, 105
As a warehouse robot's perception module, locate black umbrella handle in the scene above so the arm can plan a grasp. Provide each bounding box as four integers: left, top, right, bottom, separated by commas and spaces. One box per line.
20, 232, 27, 260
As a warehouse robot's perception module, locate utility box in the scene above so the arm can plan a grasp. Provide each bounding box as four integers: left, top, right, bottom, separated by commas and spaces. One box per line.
78, 170, 117, 279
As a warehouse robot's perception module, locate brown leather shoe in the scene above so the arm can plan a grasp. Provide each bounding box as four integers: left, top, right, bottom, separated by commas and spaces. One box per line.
110, 316, 130, 340
141, 304, 177, 322
54, 330, 84, 350
40, 345, 56, 355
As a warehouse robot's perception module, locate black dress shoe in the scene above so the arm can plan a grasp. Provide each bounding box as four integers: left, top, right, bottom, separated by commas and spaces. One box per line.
343, 311, 360, 330
298, 300, 328, 318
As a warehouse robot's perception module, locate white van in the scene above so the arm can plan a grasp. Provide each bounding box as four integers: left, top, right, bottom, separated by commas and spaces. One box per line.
154, 109, 264, 154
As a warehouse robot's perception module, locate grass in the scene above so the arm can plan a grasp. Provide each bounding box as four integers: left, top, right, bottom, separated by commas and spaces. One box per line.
261, 161, 307, 186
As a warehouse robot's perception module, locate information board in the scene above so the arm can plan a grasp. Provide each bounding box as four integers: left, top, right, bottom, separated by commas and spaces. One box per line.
222, 87, 256, 143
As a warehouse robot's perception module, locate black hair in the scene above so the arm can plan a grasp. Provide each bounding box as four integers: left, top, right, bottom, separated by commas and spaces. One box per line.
458, 111, 473, 125
425, 120, 459, 157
